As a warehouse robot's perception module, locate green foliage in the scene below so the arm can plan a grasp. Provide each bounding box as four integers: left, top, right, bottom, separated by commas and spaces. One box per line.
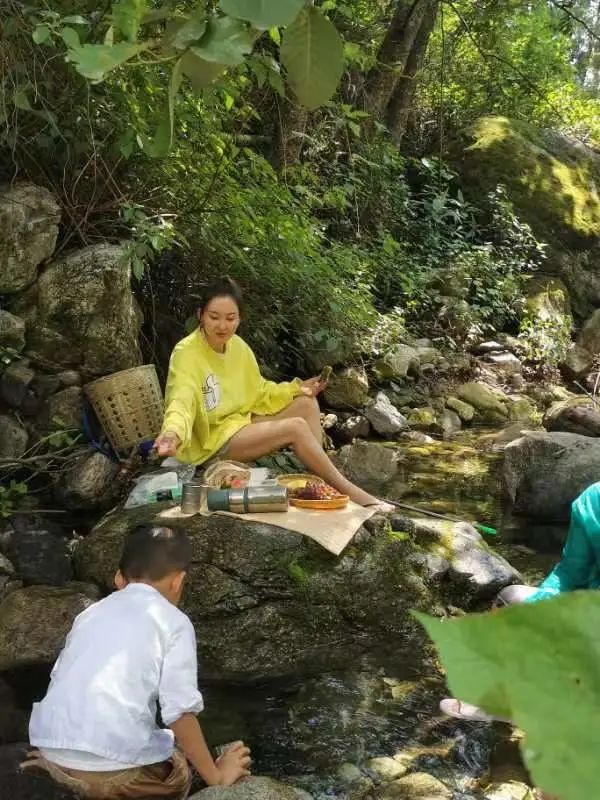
281, 7, 344, 110
120, 204, 183, 280
219, 0, 306, 29
417, 592, 600, 800
0, 480, 28, 518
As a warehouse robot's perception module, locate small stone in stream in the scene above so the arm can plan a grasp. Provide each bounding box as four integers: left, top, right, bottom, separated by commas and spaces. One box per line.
0, 743, 79, 800
472, 340, 504, 354
57, 370, 81, 387
376, 772, 451, 799
445, 396, 474, 422
0, 414, 28, 458
0, 361, 35, 408
483, 782, 535, 800
0, 310, 26, 351
439, 408, 461, 438
365, 392, 409, 436
192, 776, 313, 800
397, 430, 435, 444
366, 756, 408, 781
484, 352, 522, 374
406, 406, 438, 431
337, 763, 364, 784
7, 519, 73, 586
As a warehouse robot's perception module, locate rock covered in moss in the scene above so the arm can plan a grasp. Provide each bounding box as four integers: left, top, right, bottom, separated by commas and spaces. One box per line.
0, 414, 28, 458
561, 343, 594, 378
375, 772, 451, 799
453, 116, 600, 246
193, 777, 312, 800
13, 243, 143, 376
457, 382, 509, 421
324, 367, 369, 409
0, 184, 60, 294
445, 396, 475, 422
375, 345, 421, 380
0, 310, 26, 351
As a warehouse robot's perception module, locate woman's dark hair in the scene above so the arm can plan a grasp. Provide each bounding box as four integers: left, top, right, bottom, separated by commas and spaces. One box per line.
119, 525, 192, 581
199, 276, 243, 314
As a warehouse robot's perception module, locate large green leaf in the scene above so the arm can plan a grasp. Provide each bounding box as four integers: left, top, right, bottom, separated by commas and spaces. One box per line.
180, 50, 227, 91
280, 7, 343, 109
219, 0, 305, 29
112, 0, 147, 42
191, 15, 255, 67
416, 592, 600, 800
169, 11, 207, 50
68, 43, 146, 81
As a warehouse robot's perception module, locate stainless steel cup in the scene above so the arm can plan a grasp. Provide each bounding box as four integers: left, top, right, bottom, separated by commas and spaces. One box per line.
181, 481, 208, 514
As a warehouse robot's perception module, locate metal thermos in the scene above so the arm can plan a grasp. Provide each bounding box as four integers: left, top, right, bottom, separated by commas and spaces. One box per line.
207, 485, 288, 513
180, 480, 208, 514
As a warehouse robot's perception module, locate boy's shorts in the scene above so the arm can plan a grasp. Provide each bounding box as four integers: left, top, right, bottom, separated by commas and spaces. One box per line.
21, 748, 191, 800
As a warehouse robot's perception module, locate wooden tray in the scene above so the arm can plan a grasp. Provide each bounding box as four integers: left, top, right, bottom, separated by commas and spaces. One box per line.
291, 496, 349, 511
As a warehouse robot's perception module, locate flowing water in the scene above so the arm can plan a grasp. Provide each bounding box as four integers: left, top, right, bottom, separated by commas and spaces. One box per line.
199, 429, 565, 797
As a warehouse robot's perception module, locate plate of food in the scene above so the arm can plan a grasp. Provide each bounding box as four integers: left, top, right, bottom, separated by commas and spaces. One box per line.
277, 475, 349, 510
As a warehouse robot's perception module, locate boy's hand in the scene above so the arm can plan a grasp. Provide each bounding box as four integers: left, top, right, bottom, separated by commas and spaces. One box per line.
215, 741, 251, 785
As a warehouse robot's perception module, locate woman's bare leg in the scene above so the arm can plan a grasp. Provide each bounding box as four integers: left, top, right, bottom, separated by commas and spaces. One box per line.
226, 416, 386, 507
252, 395, 323, 443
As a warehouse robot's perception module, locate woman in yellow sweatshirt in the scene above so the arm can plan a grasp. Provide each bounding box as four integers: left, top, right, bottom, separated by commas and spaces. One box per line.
155, 277, 389, 509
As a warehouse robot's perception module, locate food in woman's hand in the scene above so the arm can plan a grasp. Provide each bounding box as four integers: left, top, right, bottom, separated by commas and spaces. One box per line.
292, 481, 342, 500
319, 365, 332, 383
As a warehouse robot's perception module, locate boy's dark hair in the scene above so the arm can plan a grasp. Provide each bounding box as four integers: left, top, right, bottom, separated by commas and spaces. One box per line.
119, 525, 192, 581
199, 276, 243, 314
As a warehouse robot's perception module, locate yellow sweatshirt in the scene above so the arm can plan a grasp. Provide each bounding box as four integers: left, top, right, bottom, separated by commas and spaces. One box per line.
161, 329, 303, 465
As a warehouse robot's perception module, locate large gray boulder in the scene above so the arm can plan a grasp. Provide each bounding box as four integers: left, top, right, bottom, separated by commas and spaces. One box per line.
74, 502, 519, 682
54, 450, 119, 510
365, 392, 408, 437
0, 184, 60, 294
332, 440, 402, 488
577, 308, 600, 355
0, 584, 99, 671
0, 415, 28, 458
504, 431, 600, 519
13, 243, 143, 376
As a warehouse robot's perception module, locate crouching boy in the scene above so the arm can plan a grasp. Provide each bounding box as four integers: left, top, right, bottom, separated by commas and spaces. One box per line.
24, 524, 251, 799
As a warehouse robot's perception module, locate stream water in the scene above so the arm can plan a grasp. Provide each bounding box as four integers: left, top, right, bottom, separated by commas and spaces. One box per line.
198, 429, 565, 798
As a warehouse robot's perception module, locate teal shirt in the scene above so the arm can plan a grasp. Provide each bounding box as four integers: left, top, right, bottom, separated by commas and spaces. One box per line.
527, 481, 600, 602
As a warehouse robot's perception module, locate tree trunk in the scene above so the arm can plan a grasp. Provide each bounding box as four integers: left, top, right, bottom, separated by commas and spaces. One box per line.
275, 102, 309, 171
386, 0, 439, 146
365, 0, 436, 122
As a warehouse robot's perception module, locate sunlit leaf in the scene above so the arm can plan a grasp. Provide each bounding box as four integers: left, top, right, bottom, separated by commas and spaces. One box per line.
67, 42, 146, 82
60, 26, 80, 48
280, 7, 343, 109
32, 25, 51, 44
417, 592, 600, 800
219, 0, 304, 29
191, 15, 255, 66
180, 50, 227, 91
169, 11, 206, 49
62, 15, 88, 25
112, 0, 147, 42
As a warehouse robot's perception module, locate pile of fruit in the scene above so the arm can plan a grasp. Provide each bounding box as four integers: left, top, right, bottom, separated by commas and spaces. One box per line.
291, 481, 342, 500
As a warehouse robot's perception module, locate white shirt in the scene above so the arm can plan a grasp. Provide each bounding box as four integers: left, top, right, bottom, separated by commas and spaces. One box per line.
29, 583, 204, 767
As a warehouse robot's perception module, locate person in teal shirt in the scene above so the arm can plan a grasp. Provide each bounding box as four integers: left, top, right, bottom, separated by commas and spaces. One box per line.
440, 481, 600, 721
496, 480, 600, 605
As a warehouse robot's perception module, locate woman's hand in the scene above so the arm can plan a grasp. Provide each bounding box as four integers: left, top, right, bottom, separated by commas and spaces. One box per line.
300, 376, 327, 397
154, 431, 181, 457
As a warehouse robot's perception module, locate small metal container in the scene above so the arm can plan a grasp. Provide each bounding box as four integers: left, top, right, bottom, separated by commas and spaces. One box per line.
207, 485, 288, 514
181, 480, 208, 515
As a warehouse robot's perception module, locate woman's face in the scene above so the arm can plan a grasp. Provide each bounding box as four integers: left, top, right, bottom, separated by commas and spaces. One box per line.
199, 295, 240, 350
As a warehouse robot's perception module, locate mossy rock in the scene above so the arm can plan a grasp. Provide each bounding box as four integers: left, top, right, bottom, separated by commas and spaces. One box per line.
452, 116, 600, 247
